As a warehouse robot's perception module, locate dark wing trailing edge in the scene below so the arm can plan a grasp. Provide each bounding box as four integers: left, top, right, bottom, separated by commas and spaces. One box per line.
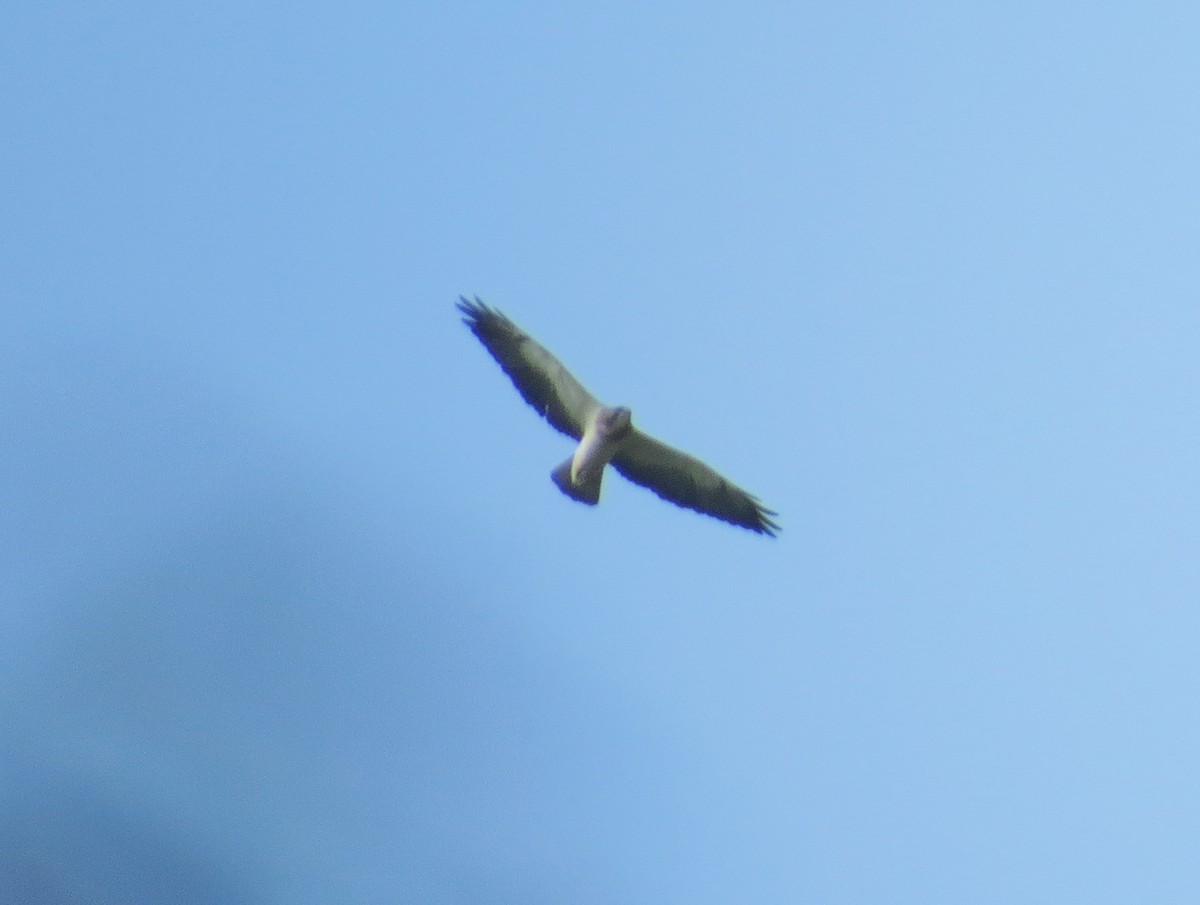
612, 430, 780, 536
457, 296, 600, 439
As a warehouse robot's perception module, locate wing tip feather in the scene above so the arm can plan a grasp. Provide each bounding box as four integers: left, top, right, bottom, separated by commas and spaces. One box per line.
456, 294, 495, 327
750, 498, 781, 537
457, 295, 524, 347
754, 513, 781, 537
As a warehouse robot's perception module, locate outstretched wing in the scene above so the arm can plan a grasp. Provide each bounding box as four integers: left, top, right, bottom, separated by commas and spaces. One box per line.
457, 296, 601, 439
612, 430, 780, 536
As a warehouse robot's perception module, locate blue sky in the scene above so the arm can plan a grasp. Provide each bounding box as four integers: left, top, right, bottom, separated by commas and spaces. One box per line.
3, 1, 1198, 902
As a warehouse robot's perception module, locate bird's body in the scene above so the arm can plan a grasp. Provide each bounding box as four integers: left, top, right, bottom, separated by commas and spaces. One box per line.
551, 405, 632, 505
457, 296, 779, 536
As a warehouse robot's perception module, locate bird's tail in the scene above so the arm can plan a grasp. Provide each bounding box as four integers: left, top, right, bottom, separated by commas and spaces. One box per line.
551, 457, 602, 505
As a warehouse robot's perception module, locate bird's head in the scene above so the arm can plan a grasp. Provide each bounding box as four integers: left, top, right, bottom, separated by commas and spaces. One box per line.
602, 406, 633, 439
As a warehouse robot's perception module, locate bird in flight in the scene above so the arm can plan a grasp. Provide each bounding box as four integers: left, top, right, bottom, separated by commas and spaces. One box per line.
457, 296, 779, 536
